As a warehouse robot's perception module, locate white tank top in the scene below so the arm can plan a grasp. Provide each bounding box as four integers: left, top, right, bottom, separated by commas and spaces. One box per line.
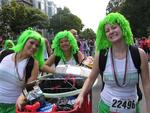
101, 49, 139, 107
0, 53, 28, 103
57, 57, 77, 66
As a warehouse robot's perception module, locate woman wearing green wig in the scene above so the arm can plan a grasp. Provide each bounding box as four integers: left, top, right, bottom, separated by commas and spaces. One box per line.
0, 28, 46, 112
75, 12, 150, 113
43, 30, 84, 73
4, 39, 15, 50
0, 39, 15, 53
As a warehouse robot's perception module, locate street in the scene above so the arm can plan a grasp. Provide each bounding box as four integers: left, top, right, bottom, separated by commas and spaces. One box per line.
92, 63, 150, 113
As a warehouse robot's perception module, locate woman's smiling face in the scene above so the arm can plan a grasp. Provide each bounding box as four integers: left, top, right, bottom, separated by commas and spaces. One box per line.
23, 39, 39, 56
59, 37, 71, 52
105, 24, 123, 43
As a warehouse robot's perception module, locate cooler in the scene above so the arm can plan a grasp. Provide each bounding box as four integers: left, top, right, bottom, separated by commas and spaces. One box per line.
16, 72, 92, 113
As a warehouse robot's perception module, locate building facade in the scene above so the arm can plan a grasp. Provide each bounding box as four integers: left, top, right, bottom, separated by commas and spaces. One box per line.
0, 0, 57, 37
32, 0, 57, 18
16, 0, 33, 6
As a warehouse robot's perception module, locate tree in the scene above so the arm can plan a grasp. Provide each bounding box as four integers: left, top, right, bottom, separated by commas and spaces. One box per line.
147, 26, 150, 36
0, 1, 49, 38
106, 0, 125, 14
57, 7, 71, 14
120, 0, 150, 37
25, 7, 49, 29
108, 0, 150, 37
80, 28, 96, 39
48, 7, 84, 34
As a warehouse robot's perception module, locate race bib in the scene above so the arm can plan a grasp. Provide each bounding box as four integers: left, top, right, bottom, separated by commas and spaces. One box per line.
110, 98, 136, 113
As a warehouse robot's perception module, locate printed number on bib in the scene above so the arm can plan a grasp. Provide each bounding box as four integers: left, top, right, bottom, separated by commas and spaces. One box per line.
111, 99, 135, 109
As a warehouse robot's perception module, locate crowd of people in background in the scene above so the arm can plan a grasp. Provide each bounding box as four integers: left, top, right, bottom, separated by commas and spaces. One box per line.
80, 38, 94, 56
69, 29, 95, 57
135, 36, 150, 60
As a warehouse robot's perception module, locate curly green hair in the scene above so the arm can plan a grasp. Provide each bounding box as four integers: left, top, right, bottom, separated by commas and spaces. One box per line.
52, 30, 79, 61
96, 12, 134, 53
11, 28, 45, 68
4, 39, 15, 50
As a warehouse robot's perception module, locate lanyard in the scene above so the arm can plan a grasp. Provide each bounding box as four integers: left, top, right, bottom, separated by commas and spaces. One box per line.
110, 48, 128, 87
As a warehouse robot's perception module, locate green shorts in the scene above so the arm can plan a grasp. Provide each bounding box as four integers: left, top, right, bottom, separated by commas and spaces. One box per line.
0, 103, 16, 113
98, 100, 140, 113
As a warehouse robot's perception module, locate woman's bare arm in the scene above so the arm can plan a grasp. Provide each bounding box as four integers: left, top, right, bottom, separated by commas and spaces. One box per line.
139, 48, 150, 113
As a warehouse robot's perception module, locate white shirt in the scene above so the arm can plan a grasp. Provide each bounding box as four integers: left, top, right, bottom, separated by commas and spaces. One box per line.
0, 53, 28, 103
101, 49, 139, 106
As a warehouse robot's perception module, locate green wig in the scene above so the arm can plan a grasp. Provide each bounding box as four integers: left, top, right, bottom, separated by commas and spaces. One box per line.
96, 12, 134, 53
12, 28, 45, 68
52, 30, 79, 61
4, 39, 15, 50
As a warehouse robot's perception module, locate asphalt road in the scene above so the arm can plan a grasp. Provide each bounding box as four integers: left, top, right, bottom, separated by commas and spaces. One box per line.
91, 63, 150, 113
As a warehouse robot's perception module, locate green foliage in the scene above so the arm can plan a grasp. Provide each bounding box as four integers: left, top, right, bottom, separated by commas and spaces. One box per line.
147, 26, 150, 36
25, 7, 49, 29
0, 1, 49, 38
106, 0, 126, 14
48, 7, 84, 34
110, 0, 150, 37
57, 7, 71, 14
80, 28, 96, 39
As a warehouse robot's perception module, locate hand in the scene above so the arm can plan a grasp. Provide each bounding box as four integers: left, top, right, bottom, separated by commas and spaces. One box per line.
74, 95, 84, 108
16, 95, 26, 111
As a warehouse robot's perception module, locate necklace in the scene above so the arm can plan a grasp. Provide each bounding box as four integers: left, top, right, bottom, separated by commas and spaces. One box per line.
110, 48, 128, 87
14, 53, 24, 81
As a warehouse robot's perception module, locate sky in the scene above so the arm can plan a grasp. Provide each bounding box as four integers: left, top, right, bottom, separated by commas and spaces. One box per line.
51, 0, 110, 32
